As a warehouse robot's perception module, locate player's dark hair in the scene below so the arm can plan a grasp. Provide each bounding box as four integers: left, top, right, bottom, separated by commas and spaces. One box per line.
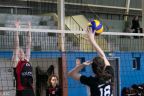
91, 57, 113, 83
121, 87, 130, 96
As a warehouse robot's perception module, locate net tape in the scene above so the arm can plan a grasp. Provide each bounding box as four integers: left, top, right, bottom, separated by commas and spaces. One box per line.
0, 27, 144, 36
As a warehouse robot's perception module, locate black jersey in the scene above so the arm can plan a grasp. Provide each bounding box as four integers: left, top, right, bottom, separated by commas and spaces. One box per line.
14, 59, 34, 96
80, 66, 114, 96
46, 85, 61, 96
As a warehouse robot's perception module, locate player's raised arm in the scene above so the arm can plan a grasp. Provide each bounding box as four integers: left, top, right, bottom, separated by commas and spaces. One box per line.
68, 61, 92, 80
12, 20, 20, 67
87, 27, 110, 66
25, 22, 32, 61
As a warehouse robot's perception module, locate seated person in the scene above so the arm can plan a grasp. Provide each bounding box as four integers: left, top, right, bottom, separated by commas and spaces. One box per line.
125, 25, 134, 33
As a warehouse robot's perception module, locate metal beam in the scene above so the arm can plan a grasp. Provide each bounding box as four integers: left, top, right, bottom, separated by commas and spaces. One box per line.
20, 0, 142, 11
142, 0, 144, 28
0, 5, 32, 8
126, 0, 131, 13
57, 0, 68, 96
57, 0, 65, 51
124, 0, 131, 21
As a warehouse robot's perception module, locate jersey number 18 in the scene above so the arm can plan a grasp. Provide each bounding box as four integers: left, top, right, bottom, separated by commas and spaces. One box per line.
99, 85, 111, 96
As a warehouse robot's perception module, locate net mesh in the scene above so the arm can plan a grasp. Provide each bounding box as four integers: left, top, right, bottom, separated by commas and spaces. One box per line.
0, 0, 143, 96
0, 27, 144, 96
1, 27, 144, 52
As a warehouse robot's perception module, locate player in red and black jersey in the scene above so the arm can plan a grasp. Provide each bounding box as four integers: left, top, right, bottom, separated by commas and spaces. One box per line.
68, 27, 114, 96
12, 21, 34, 96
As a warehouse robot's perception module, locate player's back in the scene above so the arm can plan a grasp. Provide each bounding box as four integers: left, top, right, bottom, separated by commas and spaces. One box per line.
80, 66, 114, 96
87, 76, 113, 96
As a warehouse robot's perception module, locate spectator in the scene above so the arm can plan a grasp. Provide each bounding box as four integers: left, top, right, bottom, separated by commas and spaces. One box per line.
36, 65, 54, 96
121, 84, 144, 96
46, 75, 61, 96
131, 16, 143, 38
126, 24, 134, 33
121, 87, 130, 96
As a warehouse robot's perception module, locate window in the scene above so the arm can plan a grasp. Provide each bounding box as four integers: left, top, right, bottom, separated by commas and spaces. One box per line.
132, 57, 140, 70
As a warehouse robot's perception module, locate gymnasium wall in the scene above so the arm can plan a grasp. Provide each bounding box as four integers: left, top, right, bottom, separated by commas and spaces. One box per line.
0, 51, 144, 96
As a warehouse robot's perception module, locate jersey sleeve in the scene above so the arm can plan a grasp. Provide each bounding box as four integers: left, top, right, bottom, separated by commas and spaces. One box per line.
80, 75, 91, 86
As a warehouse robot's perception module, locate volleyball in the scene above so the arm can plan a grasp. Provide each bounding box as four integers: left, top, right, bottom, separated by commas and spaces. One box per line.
88, 19, 104, 35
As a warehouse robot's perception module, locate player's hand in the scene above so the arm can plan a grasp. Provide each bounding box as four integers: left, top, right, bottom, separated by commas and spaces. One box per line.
76, 59, 81, 66
82, 60, 92, 66
86, 27, 95, 39
15, 20, 20, 28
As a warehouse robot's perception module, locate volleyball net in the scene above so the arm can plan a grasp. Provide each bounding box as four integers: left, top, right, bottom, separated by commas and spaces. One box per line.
0, 28, 144, 96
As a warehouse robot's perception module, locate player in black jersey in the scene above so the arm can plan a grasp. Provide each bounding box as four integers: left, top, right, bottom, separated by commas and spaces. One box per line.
68, 27, 114, 96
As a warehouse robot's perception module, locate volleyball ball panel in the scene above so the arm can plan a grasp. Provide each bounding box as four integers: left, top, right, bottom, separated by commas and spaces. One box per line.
88, 19, 104, 35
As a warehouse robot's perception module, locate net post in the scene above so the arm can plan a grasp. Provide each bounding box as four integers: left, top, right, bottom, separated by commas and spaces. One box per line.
57, 0, 68, 96
124, 0, 130, 21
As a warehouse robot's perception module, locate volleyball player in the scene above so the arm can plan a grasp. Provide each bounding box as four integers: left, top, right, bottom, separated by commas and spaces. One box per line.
68, 27, 114, 96
12, 21, 35, 96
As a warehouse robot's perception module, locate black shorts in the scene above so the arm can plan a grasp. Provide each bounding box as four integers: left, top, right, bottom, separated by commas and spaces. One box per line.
16, 89, 35, 96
